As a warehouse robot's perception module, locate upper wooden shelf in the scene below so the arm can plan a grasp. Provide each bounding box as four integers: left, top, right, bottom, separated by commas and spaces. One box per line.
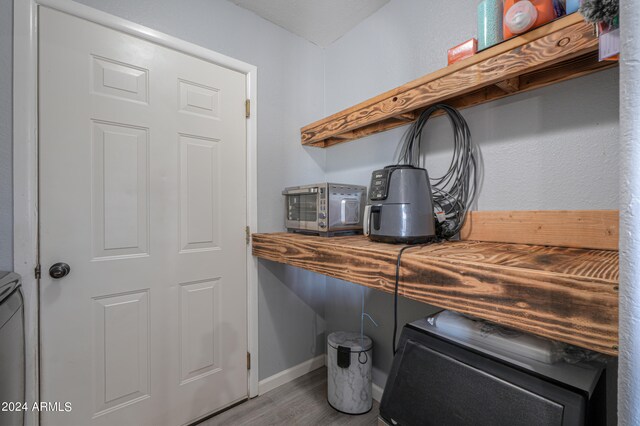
252, 232, 618, 356
301, 14, 617, 147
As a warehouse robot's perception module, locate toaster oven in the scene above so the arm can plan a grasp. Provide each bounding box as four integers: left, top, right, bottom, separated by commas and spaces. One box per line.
283, 183, 367, 236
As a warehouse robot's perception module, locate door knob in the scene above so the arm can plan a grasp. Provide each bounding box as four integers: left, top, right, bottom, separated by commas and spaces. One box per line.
49, 263, 71, 279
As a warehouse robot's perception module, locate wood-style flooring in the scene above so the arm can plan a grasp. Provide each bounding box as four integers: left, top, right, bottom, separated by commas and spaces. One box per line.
197, 367, 379, 425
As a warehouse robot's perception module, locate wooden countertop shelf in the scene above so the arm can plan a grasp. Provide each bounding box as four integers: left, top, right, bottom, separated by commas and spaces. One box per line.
302, 14, 617, 147
252, 229, 619, 356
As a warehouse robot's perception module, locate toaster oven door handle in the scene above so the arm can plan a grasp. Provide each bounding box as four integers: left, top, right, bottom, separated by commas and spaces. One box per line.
282, 188, 314, 195
363, 205, 371, 237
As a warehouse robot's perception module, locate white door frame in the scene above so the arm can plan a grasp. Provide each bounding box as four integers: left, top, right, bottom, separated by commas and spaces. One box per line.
13, 2, 260, 425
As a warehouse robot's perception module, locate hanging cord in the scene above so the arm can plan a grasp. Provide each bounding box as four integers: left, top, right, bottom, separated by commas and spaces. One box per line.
358, 286, 378, 364
392, 240, 440, 355
394, 104, 479, 239
361, 286, 379, 342
392, 244, 430, 354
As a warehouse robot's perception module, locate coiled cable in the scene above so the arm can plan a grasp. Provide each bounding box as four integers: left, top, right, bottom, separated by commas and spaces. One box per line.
395, 104, 479, 239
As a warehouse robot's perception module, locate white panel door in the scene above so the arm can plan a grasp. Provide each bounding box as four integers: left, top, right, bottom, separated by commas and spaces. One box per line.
38, 7, 248, 426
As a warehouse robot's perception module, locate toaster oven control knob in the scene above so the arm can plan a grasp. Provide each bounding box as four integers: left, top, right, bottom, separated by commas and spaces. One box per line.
319, 221, 327, 228
318, 212, 326, 219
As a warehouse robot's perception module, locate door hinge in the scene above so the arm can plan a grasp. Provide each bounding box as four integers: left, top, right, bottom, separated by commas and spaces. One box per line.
35, 264, 41, 279
247, 352, 251, 370
245, 99, 250, 118
246, 226, 251, 245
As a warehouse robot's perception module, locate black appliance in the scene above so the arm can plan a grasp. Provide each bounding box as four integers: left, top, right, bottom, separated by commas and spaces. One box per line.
379, 315, 606, 426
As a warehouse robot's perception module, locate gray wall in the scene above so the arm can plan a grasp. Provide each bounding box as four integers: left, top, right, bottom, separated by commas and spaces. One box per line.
0, 0, 328, 380
325, 278, 440, 388
321, 0, 619, 390
0, 0, 12, 271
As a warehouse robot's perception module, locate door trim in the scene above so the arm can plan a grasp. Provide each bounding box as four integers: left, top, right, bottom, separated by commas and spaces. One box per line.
13, 2, 260, 425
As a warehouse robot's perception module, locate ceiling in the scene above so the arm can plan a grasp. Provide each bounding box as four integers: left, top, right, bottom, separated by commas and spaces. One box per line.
229, 0, 390, 47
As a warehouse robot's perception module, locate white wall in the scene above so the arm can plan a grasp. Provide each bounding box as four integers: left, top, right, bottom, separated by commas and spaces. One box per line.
321, 0, 620, 393
619, 0, 640, 423
2, 0, 328, 381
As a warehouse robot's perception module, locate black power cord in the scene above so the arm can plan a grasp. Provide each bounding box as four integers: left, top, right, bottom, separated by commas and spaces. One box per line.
392, 245, 412, 355
392, 242, 437, 354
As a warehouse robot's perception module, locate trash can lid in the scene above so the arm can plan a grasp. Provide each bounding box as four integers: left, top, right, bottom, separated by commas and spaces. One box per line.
0, 272, 20, 305
328, 331, 372, 351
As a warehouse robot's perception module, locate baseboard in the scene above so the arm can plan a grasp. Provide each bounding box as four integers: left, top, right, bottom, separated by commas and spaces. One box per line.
322, 354, 384, 403
258, 354, 326, 395
372, 383, 384, 403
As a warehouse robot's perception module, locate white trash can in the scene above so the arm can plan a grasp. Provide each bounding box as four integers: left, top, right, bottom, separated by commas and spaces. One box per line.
327, 331, 373, 414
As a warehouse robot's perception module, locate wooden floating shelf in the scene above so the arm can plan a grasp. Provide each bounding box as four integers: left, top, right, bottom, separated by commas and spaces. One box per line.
461, 210, 619, 251
252, 229, 619, 356
301, 14, 617, 147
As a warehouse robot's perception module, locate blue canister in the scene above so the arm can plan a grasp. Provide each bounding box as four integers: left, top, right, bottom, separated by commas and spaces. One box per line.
478, 0, 504, 51
566, 0, 580, 14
